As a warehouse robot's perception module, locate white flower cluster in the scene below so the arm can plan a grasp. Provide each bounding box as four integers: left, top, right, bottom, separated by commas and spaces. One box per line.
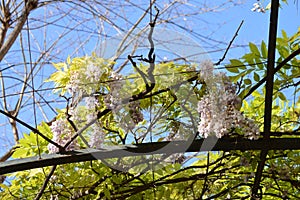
83, 96, 106, 148
66, 71, 81, 95
66, 58, 109, 96
104, 71, 123, 110
85, 63, 103, 82
251, 1, 266, 13
88, 123, 105, 148
69, 106, 81, 122
85, 96, 99, 122
197, 61, 260, 140
48, 118, 79, 153
48, 57, 114, 152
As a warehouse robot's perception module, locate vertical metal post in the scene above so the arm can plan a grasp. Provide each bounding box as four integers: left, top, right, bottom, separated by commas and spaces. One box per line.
251, 0, 279, 198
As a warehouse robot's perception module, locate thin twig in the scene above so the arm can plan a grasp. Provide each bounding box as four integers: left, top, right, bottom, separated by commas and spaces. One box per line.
113, 0, 157, 71
34, 165, 57, 200
62, 96, 90, 148
0, 109, 63, 149
200, 153, 210, 198
0, 147, 18, 162
126, 6, 160, 100
214, 20, 244, 66
128, 55, 149, 87
63, 108, 111, 149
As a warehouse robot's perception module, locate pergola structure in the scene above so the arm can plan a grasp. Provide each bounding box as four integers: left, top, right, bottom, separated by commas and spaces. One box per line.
1, 137, 300, 176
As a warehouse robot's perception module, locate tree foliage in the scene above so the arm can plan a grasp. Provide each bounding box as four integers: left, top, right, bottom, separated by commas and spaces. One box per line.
0, 0, 300, 200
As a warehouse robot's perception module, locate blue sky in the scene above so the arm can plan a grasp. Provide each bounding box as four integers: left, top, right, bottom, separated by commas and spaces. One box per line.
107, 1, 300, 69
205, 0, 300, 61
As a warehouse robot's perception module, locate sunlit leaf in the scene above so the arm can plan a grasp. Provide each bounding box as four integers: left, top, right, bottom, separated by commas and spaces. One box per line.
278, 92, 286, 101
254, 72, 260, 82
249, 42, 261, 57
261, 40, 268, 59
225, 65, 239, 73
244, 79, 252, 85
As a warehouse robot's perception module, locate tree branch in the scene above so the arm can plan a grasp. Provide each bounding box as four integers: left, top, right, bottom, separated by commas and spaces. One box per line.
0, 147, 17, 162
34, 165, 57, 200
0, 0, 37, 61
243, 47, 300, 100
214, 20, 244, 66
0, 109, 62, 150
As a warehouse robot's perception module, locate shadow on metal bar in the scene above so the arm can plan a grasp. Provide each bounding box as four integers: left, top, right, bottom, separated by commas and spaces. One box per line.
1, 137, 300, 175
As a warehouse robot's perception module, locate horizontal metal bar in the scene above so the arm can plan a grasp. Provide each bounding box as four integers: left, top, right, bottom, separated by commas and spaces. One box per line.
1, 137, 300, 175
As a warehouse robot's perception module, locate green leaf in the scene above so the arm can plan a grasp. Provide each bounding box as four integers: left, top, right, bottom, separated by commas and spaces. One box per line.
291, 65, 300, 75
249, 42, 261, 57
277, 38, 288, 47
244, 79, 252, 85
254, 72, 260, 82
242, 53, 255, 64
12, 147, 28, 158
229, 73, 244, 82
255, 57, 264, 70
225, 65, 239, 73
278, 92, 286, 101
103, 187, 111, 199
282, 29, 288, 40
67, 55, 71, 65
289, 28, 300, 44
261, 41, 267, 59
230, 59, 246, 69
52, 62, 67, 71
246, 68, 255, 75
277, 46, 290, 58
239, 86, 251, 99
37, 122, 52, 137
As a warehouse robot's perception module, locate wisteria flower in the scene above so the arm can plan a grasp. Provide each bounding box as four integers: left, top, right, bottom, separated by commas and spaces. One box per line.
251, 2, 266, 13
85, 63, 103, 82
105, 71, 123, 110
48, 118, 79, 153
89, 123, 105, 148
197, 61, 260, 140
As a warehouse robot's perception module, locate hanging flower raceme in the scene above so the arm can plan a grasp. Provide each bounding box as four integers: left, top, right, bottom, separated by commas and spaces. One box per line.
85, 63, 104, 82
47, 118, 79, 153
46, 55, 115, 151
104, 71, 123, 110
197, 61, 260, 140
128, 101, 144, 125
89, 123, 105, 148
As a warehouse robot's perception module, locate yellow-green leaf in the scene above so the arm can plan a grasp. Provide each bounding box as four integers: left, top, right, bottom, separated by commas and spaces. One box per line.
249, 42, 260, 57
261, 40, 267, 59
225, 65, 239, 73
